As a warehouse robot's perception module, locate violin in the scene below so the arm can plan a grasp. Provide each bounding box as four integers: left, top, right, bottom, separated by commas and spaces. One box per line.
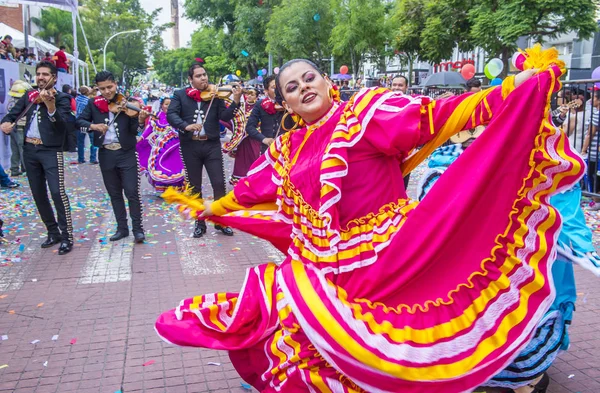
33, 76, 57, 104
200, 84, 243, 101
109, 93, 144, 117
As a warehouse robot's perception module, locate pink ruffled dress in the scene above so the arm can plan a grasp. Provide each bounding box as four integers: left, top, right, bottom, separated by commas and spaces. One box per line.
156, 65, 583, 392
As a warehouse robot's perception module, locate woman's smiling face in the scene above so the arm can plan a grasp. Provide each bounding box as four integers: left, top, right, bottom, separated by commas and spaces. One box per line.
278, 61, 332, 124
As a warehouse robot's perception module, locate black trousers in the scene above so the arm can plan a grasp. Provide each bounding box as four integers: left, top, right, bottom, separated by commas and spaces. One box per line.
23, 143, 73, 241
98, 148, 143, 233
180, 139, 226, 200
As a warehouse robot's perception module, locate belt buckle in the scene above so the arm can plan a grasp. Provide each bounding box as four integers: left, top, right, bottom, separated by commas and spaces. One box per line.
26, 137, 42, 145
192, 135, 208, 141
104, 143, 121, 151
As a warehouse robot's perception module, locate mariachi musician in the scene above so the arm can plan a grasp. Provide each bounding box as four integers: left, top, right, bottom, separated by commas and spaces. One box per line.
245, 75, 286, 154
76, 71, 149, 244
0, 61, 75, 254
167, 60, 242, 238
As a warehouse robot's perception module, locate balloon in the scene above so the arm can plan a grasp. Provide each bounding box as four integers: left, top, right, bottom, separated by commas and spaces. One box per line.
340, 65, 349, 75
257, 76, 263, 82
274, 67, 280, 74
484, 64, 494, 80
486, 58, 504, 78
235, 70, 241, 77
593, 66, 600, 88
460, 64, 475, 80
262, 68, 267, 76
511, 52, 526, 71
241, 50, 249, 57
313, 13, 321, 22
257, 69, 263, 76
490, 77, 503, 86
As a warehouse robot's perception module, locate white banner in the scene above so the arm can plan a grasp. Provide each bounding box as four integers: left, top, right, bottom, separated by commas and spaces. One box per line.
0, 60, 20, 167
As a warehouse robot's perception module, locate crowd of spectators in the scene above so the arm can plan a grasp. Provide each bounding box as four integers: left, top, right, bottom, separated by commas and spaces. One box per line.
0, 35, 70, 72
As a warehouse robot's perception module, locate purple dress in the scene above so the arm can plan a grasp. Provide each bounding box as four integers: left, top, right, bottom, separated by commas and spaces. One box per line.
137, 111, 185, 193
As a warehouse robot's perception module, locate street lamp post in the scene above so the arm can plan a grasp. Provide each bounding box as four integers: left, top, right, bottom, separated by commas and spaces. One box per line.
103, 29, 141, 70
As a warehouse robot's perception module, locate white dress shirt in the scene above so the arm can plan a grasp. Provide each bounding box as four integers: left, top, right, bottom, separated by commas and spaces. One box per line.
103, 112, 118, 145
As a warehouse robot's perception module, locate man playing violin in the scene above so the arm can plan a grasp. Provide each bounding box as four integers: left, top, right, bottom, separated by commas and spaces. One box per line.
76, 71, 149, 244
0, 61, 75, 255
167, 60, 242, 238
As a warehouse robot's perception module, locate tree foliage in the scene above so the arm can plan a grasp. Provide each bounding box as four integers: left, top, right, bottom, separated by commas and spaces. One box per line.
392, 0, 598, 72
32, 0, 170, 84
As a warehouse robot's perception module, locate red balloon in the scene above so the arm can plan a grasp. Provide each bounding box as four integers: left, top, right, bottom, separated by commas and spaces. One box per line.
340, 65, 349, 75
460, 64, 475, 80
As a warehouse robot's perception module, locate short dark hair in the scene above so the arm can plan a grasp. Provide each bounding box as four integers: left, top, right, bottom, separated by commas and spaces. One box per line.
3, 35, 12, 40
393, 75, 409, 85
466, 78, 481, 89
36, 60, 57, 76
263, 74, 276, 90
275, 59, 323, 104
95, 71, 116, 84
188, 62, 206, 79
61, 84, 72, 94
59, 45, 65, 50
45, 52, 51, 57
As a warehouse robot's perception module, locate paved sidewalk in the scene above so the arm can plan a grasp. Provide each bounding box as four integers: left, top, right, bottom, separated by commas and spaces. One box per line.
0, 153, 598, 393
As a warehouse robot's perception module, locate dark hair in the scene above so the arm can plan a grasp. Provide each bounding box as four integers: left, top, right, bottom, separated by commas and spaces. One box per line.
188, 62, 206, 79
59, 45, 65, 50
3, 35, 12, 40
263, 74, 276, 90
274, 59, 323, 104
466, 77, 481, 89
61, 84, 72, 94
95, 70, 116, 84
36, 60, 57, 75
45, 52, 51, 57
393, 75, 409, 85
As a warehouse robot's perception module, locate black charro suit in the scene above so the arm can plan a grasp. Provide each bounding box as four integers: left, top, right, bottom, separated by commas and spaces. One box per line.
76, 99, 145, 235
245, 98, 285, 154
167, 88, 240, 200
1, 90, 74, 242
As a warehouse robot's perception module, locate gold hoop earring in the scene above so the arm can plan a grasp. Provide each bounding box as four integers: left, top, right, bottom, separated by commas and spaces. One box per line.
281, 112, 300, 132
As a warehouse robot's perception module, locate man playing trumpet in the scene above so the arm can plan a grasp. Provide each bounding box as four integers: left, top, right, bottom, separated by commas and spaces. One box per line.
0, 61, 75, 255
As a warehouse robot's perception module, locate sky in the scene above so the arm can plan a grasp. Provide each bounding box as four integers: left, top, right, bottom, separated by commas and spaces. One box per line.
139, 0, 197, 49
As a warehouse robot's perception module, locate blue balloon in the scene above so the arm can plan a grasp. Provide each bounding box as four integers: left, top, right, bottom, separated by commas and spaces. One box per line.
257, 70, 263, 76
490, 77, 502, 86
313, 13, 321, 22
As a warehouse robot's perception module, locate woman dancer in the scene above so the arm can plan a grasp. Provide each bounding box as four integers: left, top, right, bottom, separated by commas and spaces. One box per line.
222, 88, 262, 185
157, 47, 584, 392
137, 97, 185, 193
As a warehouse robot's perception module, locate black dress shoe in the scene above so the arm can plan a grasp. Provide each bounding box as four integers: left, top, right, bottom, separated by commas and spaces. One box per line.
0, 219, 4, 238
58, 240, 73, 255
0, 182, 20, 189
133, 232, 145, 244
193, 220, 207, 238
41, 235, 61, 248
215, 224, 234, 236
109, 231, 129, 241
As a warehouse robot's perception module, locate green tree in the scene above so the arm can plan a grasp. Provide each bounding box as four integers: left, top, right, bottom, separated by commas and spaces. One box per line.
330, 0, 390, 75
152, 47, 194, 86
183, 0, 280, 77
265, 0, 334, 69
469, 0, 599, 70
392, 0, 472, 65
31, 8, 74, 48
392, 0, 598, 75
33, 0, 170, 84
